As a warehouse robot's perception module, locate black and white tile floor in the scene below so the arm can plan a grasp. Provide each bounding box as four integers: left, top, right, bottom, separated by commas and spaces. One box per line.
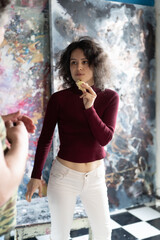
110, 204, 160, 240
34, 203, 160, 240
2, 203, 160, 240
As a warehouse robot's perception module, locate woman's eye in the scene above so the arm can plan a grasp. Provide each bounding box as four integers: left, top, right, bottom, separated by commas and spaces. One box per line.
70, 61, 77, 65
83, 61, 88, 64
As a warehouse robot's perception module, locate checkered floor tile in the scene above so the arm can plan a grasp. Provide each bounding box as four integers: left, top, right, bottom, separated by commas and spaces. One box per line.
72, 204, 160, 240
110, 204, 160, 240
2, 203, 160, 240
35, 203, 160, 240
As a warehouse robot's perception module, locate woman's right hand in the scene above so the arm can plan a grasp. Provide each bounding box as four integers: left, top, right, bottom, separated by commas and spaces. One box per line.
26, 178, 43, 202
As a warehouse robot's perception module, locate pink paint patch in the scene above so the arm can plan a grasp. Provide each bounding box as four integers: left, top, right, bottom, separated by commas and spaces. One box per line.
45, 228, 51, 235
0, 66, 5, 75
17, 101, 26, 109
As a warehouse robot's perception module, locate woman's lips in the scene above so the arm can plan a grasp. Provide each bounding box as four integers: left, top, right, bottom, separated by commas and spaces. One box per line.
76, 73, 84, 76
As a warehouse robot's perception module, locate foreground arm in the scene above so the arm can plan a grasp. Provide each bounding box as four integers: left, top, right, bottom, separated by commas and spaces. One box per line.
0, 120, 29, 206
1, 110, 36, 133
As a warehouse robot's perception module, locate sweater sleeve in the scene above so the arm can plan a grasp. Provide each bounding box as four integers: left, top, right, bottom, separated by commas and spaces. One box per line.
31, 94, 59, 179
84, 91, 119, 146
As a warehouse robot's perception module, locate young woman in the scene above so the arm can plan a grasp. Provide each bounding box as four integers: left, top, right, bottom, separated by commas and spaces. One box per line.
26, 36, 119, 240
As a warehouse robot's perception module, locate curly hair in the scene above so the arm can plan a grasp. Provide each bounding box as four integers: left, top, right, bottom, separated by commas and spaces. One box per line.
0, 0, 11, 8
0, 0, 12, 27
55, 36, 110, 90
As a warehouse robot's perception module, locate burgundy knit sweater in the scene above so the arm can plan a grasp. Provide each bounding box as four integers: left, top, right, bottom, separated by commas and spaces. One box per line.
31, 86, 119, 179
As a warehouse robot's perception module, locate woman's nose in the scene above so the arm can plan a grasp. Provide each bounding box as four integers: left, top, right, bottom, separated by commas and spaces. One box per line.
77, 62, 83, 70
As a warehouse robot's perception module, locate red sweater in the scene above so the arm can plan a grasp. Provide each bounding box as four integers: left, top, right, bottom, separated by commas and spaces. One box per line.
31, 86, 119, 179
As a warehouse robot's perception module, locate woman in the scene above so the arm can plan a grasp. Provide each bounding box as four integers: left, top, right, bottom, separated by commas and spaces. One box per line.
26, 36, 119, 240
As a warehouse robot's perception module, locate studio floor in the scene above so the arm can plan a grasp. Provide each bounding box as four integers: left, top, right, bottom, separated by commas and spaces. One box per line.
36, 203, 160, 240
2, 203, 160, 240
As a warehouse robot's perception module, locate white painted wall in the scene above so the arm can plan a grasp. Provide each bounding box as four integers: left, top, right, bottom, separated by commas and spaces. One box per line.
155, 0, 160, 197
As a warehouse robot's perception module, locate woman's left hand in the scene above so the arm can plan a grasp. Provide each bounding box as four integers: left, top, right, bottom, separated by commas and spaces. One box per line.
80, 83, 97, 109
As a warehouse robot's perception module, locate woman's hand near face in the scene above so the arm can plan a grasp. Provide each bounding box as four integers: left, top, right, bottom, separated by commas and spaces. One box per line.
80, 83, 97, 109
26, 178, 43, 202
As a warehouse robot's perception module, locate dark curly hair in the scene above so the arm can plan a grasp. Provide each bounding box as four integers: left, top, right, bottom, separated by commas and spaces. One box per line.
0, 0, 11, 8
55, 36, 110, 90
0, 0, 13, 27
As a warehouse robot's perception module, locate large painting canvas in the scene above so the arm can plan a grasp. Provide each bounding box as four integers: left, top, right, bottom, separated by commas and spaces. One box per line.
0, 0, 50, 200
50, 0, 156, 210
0, 0, 155, 211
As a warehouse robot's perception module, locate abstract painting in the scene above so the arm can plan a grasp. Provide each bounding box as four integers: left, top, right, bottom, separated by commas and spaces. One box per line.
0, 0, 50, 200
50, 0, 156, 210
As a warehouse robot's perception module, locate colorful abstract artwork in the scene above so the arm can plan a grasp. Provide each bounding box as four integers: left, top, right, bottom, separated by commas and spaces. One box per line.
0, 0, 156, 212
50, 0, 156, 210
0, 0, 50, 200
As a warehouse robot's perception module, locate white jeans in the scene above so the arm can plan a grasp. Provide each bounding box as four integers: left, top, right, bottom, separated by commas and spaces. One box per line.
47, 159, 111, 240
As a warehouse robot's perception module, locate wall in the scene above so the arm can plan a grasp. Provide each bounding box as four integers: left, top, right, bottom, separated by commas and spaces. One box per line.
107, 0, 154, 6
50, 0, 156, 211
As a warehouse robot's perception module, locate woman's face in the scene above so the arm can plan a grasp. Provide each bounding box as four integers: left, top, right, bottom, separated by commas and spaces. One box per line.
70, 48, 94, 86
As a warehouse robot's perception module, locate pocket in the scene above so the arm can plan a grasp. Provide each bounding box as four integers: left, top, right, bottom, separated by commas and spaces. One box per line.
96, 165, 105, 178
49, 163, 68, 182
50, 171, 67, 180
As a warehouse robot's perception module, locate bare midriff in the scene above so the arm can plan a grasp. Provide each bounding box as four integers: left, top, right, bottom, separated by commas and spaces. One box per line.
57, 156, 103, 173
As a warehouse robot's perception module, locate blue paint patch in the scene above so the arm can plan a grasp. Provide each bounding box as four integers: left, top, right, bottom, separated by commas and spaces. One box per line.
105, 0, 154, 6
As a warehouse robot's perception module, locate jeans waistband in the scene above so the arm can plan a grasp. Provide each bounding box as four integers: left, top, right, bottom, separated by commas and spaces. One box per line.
54, 157, 104, 177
